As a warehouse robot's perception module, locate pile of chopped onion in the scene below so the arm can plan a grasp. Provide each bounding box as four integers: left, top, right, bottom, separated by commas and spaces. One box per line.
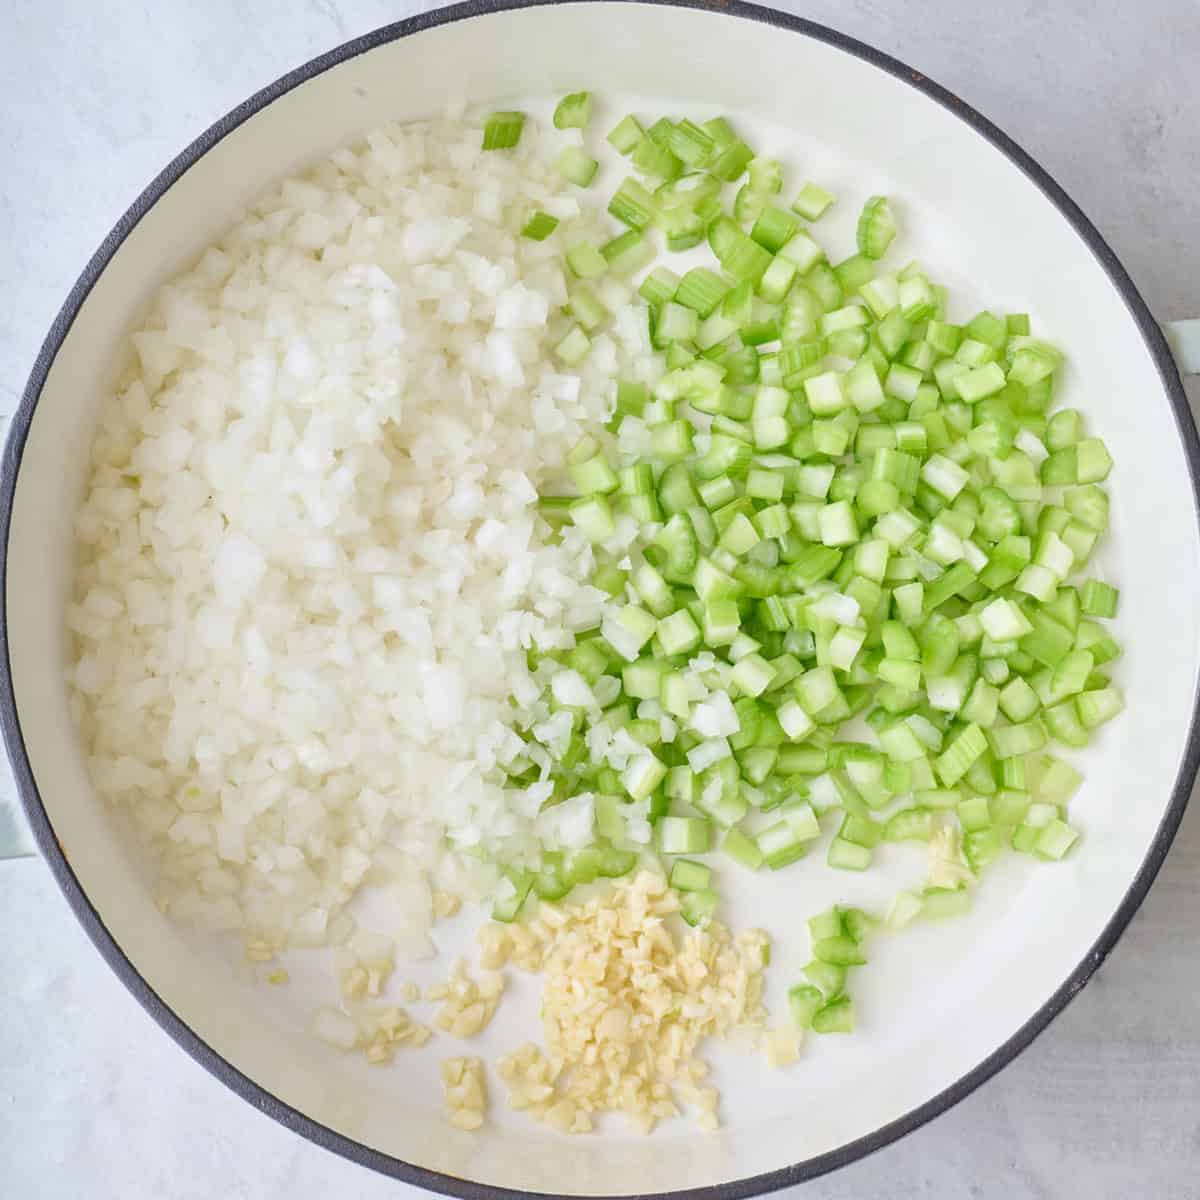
68, 115, 647, 957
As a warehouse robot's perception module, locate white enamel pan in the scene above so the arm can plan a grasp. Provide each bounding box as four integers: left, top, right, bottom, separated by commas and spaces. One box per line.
4, 2, 1200, 1195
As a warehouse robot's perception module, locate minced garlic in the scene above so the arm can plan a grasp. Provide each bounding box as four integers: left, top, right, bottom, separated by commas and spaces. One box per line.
442, 1056, 488, 1130
761, 1025, 801, 1070
335, 929, 396, 1002
427, 958, 505, 1039
312, 1002, 432, 1063
484, 870, 769, 1134
245, 938, 279, 963
355, 1005, 433, 1065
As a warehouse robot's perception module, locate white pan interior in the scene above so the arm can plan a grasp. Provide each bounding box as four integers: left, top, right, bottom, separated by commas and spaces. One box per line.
7, 4, 1199, 1194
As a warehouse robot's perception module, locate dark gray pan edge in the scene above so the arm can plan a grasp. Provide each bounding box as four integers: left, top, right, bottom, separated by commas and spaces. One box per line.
3, 2, 1197, 1197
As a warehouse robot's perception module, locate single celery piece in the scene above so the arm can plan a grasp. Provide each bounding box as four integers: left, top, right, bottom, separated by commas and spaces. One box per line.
482, 111, 525, 150
553, 91, 593, 129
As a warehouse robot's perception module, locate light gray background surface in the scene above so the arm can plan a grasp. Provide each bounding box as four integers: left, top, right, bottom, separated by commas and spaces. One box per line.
2, 2, 1198, 1197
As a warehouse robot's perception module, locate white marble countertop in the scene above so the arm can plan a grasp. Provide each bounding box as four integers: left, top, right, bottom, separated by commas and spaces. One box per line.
2, 2, 1199, 1197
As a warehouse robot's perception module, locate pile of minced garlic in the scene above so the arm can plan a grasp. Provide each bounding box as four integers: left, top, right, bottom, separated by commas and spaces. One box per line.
481, 870, 782, 1133
310, 871, 792, 1132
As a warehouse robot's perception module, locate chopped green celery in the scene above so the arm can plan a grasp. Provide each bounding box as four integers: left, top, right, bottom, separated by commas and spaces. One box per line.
533, 853, 571, 901
623, 657, 671, 699
776, 231, 826, 275
788, 984, 825, 1028
553, 91, 592, 129
722, 827, 765, 870
989, 788, 1031, 825
603, 604, 658, 661
657, 815, 711, 854
808, 908, 845, 941
814, 935, 866, 967
731, 652, 778, 697
614, 379, 650, 420
1049, 649, 1094, 701
963, 828, 1005, 873
987, 719, 1047, 759
819, 500, 859, 547
569, 494, 614, 541
622, 751, 667, 801
839, 907, 878, 943
655, 301, 699, 345
921, 886, 971, 919
676, 267, 729, 318
482, 111, 525, 150
1044, 585, 1081, 631
877, 718, 927, 763
607, 114, 644, 154
515, 142, 1125, 932
803, 960, 846, 997
752, 205, 800, 253
701, 117, 738, 149
1065, 484, 1109, 531
833, 254, 876, 292
812, 996, 855, 1033
883, 806, 936, 844
759, 256, 799, 303
828, 838, 872, 870
609, 178, 658, 229
756, 821, 809, 869
839, 811, 882, 847
999, 675, 1040, 722
1034, 818, 1080, 860
556, 145, 599, 188
792, 182, 836, 220
1080, 579, 1119, 618
802, 265, 843, 315
958, 794, 992, 832
961, 678, 999, 727
640, 266, 681, 307
664, 765, 696, 807
657, 609, 702, 655
594, 794, 626, 842
711, 140, 754, 182
744, 156, 782, 194
680, 888, 718, 927
735, 183, 770, 226
1076, 687, 1124, 729
708, 217, 773, 283
561, 844, 600, 892
1021, 609, 1074, 667
568, 281, 608, 332
998, 757, 1026, 791
1012, 804, 1057, 853
522, 211, 560, 241
1046, 408, 1082, 450
667, 119, 716, 167
555, 325, 591, 366
492, 868, 534, 921
669, 858, 712, 892
568, 454, 618, 503
925, 653, 978, 714
899, 275, 935, 321
912, 787, 962, 811
1028, 755, 1081, 806
857, 196, 896, 259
